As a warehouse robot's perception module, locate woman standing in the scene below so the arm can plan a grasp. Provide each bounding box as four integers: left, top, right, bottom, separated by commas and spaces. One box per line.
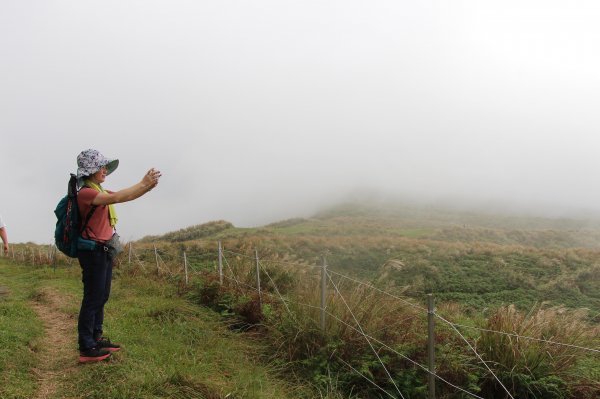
76, 149, 161, 363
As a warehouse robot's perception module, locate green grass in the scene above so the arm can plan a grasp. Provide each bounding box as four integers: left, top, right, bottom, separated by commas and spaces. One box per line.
0, 260, 322, 399
0, 261, 45, 398
9, 201, 600, 398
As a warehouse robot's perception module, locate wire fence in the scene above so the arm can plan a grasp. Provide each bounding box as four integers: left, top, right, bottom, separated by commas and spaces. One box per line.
2, 240, 599, 398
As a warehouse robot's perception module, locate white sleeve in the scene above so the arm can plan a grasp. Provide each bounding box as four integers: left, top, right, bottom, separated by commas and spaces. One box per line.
0, 215, 5, 229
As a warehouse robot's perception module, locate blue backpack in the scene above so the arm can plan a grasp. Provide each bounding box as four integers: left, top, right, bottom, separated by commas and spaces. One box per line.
54, 174, 96, 257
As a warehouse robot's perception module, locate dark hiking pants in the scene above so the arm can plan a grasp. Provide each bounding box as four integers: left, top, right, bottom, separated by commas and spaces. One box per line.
77, 245, 113, 350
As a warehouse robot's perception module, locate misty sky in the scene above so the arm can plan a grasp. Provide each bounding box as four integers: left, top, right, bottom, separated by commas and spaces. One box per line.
2, 1, 600, 244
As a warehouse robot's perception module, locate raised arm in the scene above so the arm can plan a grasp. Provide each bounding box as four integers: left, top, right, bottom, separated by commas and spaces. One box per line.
91, 168, 162, 206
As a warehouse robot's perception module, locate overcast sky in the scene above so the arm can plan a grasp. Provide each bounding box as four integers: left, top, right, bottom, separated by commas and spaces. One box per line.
2, 0, 600, 244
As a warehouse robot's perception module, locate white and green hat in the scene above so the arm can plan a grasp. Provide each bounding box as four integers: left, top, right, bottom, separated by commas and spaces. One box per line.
76, 149, 119, 187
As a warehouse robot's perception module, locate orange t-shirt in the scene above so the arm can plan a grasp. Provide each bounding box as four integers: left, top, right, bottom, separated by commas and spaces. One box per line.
77, 187, 114, 242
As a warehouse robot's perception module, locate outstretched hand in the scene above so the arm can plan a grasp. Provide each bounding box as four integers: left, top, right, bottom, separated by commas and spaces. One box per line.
143, 168, 162, 191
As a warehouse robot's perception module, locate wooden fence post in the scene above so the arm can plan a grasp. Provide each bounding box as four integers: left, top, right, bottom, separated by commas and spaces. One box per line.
255, 248, 262, 306
428, 293, 436, 399
218, 241, 223, 285
320, 255, 327, 331
183, 251, 189, 286
154, 245, 160, 276
52, 245, 57, 272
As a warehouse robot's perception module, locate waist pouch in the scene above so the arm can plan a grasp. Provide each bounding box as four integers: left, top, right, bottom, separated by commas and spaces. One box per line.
106, 233, 124, 258
77, 233, 123, 258
77, 237, 98, 251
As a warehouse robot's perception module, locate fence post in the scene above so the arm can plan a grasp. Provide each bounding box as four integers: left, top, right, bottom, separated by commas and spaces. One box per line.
255, 248, 262, 307
218, 241, 223, 285
183, 251, 189, 286
427, 293, 436, 399
128, 242, 132, 266
52, 245, 57, 272
154, 245, 160, 276
320, 255, 327, 331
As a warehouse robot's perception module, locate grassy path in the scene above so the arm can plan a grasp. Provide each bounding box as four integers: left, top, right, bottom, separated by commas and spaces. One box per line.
29, 287, 79, 399
0, 260, 316, 399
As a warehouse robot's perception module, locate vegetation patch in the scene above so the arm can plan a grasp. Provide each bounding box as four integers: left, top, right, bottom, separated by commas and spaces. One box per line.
8, 201, 600, 398
0, 261, 44, 399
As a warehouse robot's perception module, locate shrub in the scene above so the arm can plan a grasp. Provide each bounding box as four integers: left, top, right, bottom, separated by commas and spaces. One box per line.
476, 305, 599, 398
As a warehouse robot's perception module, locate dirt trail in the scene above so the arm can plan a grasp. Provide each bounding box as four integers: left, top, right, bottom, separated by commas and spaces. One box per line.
29, 288, 79, 399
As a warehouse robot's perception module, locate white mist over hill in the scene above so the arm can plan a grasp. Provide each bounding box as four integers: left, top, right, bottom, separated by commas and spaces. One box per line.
2, 1, 600, 243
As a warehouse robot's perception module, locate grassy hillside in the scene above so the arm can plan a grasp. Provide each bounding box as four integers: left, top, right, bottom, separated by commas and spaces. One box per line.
138, 201, 600, 315
120, 201, 600, 398
0, 260, 333, 399
6, 200, 600, 398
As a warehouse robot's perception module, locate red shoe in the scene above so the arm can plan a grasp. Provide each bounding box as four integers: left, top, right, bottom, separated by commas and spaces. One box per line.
79, 346, 111, 363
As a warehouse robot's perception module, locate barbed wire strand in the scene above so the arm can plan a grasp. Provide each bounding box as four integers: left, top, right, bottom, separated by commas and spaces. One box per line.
256, 259, 295, 320
218, 266, 422, 398
303, 302, 484, 399
265, 257, 322, 271
211, 277, 408, 399
327, 269, 427, 313
325, 270, 406, 399
443, 318, 515, 399
254, 252, 426, 314
152, 251, 167, 275
180, 251, 216, 260
285, 293, 484, 398
221, 253, 242, 288
223, 248, 321, 273
155, 252, 175, 277
436, 315, 600, 355
267, 255, 596, 355
222, 274, 258, 292
131, 248, 147, 271
161, 253, 177, 277
222, 249, 254, 260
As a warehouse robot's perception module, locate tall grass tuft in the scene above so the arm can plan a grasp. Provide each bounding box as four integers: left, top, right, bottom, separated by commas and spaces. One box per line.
477, 304, 600, 398
187, 251, 434, 397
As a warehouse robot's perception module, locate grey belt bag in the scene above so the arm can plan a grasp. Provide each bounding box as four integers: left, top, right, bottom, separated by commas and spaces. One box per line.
106, 232, 124, 258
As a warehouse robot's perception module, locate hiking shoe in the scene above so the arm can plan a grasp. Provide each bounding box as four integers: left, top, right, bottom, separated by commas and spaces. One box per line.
96, 336, 121, 352
79, 346, 111, 363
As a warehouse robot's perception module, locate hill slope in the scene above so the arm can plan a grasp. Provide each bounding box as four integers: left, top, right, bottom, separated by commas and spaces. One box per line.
0, 260, 322, 399
139, 201, 600, 314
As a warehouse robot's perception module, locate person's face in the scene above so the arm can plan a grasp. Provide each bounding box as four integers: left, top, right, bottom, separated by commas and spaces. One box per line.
91, 166, 108, 184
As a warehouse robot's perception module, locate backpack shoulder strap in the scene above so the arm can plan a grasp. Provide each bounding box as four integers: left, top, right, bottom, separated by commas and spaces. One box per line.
80, 205, 98, 237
